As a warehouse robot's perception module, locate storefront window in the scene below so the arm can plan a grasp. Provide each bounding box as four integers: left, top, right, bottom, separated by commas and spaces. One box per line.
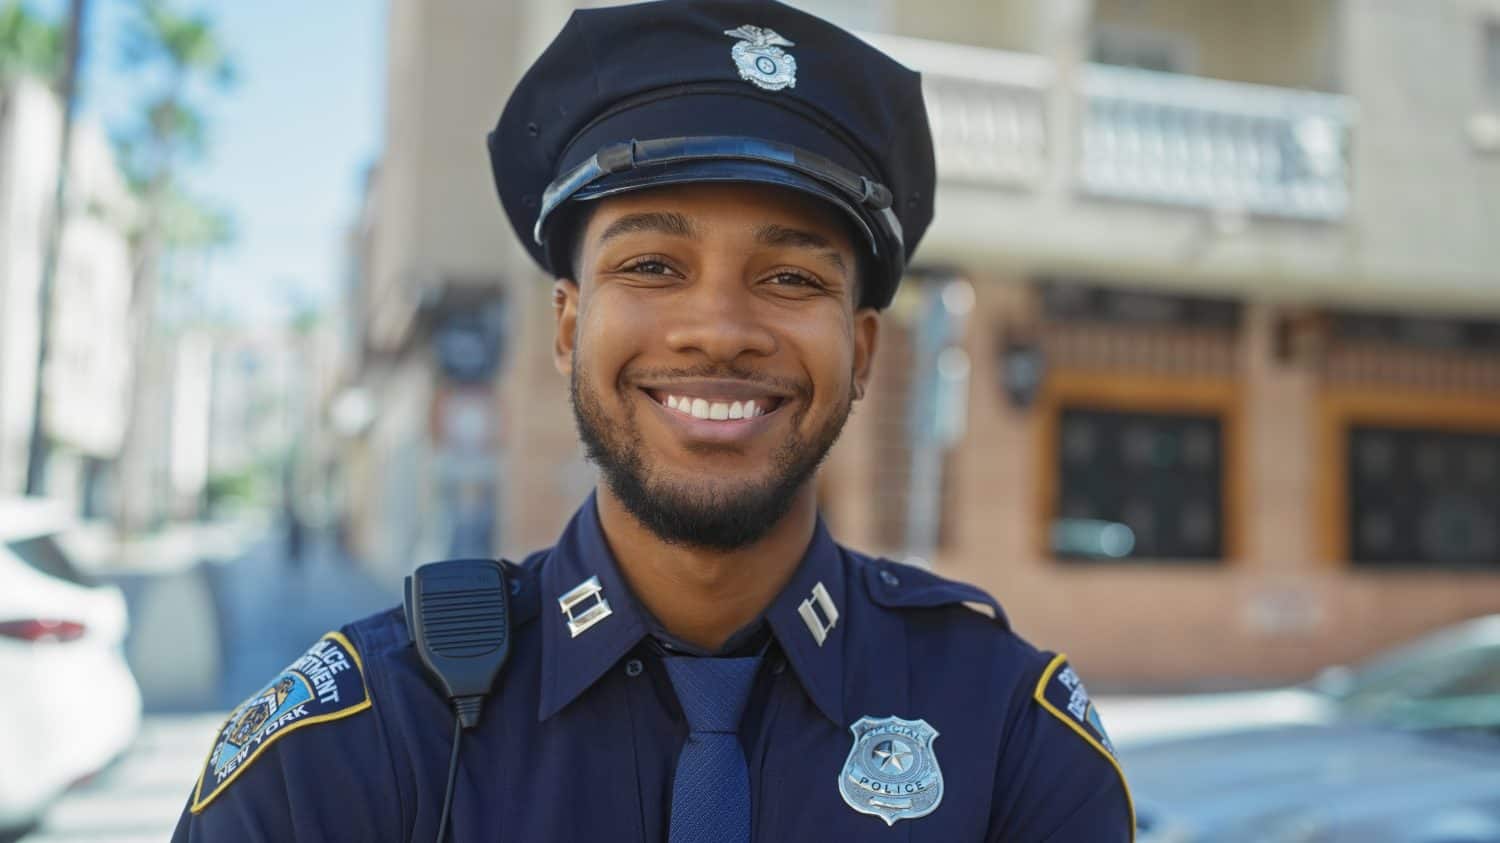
1348, 426, 1500, 567
1052, 407, 1225, 561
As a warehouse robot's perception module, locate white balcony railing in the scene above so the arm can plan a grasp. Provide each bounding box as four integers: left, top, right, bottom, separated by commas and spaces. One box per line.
866, 33, 1357, 222
862, 33, 1051, 190
1080, 64, 1355, 221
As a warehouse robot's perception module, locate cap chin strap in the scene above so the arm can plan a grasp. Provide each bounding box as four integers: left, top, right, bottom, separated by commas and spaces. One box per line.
534, 135, 903, 257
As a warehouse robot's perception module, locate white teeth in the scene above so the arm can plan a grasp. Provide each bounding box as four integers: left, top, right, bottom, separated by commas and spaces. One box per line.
660, 393, 773, 420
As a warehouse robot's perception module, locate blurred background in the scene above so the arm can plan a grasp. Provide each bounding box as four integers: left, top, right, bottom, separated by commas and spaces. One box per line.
1, 0, 1498, 840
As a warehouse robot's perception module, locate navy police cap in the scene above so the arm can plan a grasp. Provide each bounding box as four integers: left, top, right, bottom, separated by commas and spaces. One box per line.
489, 0, 936, 310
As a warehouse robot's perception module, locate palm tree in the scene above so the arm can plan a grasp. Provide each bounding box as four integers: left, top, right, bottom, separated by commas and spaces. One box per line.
114, 0, 235, 531
0, 1, 63, 83
4, 0, 83, 496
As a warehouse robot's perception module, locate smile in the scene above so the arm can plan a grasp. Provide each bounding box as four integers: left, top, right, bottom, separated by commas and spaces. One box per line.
659, 394, 773, 420
637, 381, 793, 443
640, 380, 790, 420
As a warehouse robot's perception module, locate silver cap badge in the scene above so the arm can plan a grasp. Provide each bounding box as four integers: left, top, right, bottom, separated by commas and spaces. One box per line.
838, 716, 944, 826
724, 25, 797, 91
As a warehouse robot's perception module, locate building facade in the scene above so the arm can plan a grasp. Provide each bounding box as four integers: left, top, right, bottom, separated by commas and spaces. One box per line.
346, 0, 1500, 688
0, 77, 135, 514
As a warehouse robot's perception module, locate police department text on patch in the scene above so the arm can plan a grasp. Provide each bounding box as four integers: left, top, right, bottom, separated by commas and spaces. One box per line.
1035, 654, 1118, 760
191, 631, 371, 813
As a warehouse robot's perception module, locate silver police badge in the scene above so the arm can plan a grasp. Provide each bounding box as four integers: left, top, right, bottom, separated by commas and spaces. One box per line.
838, 715, 944, 826
724, 25, 797, 91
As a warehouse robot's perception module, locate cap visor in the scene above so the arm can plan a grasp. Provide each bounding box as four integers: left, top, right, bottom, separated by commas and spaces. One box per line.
570, 158, 879, 253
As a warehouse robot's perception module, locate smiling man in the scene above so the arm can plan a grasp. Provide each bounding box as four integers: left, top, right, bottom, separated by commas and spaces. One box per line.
173, 2, 1132, 841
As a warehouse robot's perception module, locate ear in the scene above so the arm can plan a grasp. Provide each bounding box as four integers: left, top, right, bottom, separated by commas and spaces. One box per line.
851, 307, 879, 401
553, 279, 580, 376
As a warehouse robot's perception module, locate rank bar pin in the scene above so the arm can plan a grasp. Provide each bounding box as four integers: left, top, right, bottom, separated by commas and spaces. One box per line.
559, 576, 612, 638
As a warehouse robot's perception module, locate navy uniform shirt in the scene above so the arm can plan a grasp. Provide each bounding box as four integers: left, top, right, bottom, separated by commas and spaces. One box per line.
173, 497, 1133, 841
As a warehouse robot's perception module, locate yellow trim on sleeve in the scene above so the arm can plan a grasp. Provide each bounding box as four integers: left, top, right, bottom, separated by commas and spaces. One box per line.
1032, 652, 1136, 841
189, 631, 374, 814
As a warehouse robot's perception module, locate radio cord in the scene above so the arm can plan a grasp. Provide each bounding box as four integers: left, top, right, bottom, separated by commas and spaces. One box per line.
436, 696, 482, 842
436, 715, 461, 843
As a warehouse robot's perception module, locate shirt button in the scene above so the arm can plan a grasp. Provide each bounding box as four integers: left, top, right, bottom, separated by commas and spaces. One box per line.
880, 569, 900, 588
772, 658, 787, 675
625, 659, 644, 677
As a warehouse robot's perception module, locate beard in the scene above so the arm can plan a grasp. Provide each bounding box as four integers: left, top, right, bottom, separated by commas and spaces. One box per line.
571, 357, 852, 551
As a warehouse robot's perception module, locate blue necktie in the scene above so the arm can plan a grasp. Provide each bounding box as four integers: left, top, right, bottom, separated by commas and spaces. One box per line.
664, 656, 762, 843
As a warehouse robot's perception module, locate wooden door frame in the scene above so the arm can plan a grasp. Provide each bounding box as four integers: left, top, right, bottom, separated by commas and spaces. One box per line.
1316, 390, 1500, 564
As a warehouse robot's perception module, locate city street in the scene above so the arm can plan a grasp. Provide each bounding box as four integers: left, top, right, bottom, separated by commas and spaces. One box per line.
12, 530, 400, 842
3, 0, 1498, 839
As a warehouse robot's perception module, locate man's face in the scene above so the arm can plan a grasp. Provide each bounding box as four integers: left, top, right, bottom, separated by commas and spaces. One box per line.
554, 182, 879, 550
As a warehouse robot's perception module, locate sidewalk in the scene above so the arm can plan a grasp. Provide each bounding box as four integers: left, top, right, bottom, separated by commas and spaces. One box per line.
113, 527, 400, 713
207, 531, 399, 710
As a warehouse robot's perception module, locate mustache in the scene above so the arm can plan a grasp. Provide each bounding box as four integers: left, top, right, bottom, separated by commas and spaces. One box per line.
622, 364, 811, 399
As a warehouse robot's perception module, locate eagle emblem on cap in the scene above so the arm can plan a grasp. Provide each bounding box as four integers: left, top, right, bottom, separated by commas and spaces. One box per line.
724, 25, 797, 91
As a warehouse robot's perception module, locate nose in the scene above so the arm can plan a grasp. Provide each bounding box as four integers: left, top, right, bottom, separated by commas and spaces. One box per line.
662, 273, 777, 362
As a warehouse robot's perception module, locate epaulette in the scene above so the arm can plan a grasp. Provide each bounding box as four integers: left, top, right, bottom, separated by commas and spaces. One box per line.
506, 554, 544, 627
862, 558, 1009, 629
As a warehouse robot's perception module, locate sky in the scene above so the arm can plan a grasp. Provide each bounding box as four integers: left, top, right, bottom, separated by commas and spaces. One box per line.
37, 0, 387, 326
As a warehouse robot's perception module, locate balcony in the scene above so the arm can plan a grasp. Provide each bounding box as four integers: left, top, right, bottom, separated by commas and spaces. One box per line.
881, 36, 1051, 190
866, 33, 1356, 223
1080, 65, 1353, 221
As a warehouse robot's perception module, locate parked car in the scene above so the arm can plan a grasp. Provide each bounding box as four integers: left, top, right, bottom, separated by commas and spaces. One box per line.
1127, 615, 1500, 842
0, 498, 143, 834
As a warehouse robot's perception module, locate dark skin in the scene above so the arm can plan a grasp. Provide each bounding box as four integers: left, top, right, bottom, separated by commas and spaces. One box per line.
553, 182, 880, 650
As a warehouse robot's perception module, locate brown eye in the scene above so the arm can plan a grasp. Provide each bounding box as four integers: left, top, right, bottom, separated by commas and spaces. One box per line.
624, 259, 673, 275
767, 271, 819, 288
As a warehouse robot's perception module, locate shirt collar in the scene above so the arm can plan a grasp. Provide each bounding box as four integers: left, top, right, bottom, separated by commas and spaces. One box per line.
538, 493, 650, 721
762, 517, 845, 725
537, 493, 847, 725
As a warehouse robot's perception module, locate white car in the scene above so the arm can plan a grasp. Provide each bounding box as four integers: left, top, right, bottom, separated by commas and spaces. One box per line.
0, 498, 143, 833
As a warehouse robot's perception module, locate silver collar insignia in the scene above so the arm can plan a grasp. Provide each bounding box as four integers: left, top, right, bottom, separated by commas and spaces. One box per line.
558, 575, 612, 638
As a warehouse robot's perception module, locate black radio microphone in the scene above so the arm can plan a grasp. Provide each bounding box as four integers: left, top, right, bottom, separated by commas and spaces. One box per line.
404, 558, 512, 842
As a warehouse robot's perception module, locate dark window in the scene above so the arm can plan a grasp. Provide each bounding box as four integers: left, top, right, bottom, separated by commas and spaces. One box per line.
1348, 426, 1500, 568
1053, 408, 1224, 561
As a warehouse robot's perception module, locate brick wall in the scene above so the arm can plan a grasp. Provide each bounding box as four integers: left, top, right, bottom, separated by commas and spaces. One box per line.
829, 278, 1500, 691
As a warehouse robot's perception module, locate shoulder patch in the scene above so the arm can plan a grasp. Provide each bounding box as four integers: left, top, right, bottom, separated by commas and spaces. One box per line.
1033, 653, 1135, 835
190, 631, 371, 813
1034, 653, 1116, 756
864, 559, 1009, 629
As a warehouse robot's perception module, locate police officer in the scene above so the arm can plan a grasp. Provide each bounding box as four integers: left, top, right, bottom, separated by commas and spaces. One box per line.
173, 1, 1133, 840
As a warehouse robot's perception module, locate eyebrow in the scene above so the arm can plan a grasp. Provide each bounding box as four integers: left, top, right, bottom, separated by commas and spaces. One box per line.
596, 211, 698, 245
754, 223, 849, 275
